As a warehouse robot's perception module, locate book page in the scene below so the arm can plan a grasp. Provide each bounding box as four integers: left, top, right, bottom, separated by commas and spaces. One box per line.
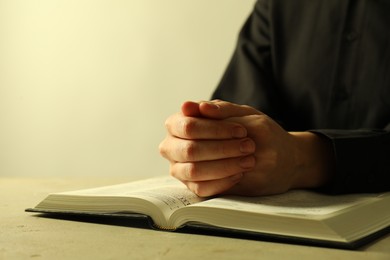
57, 176, 205, 221
119, 185, 205, 227
195, 190, 381, 216
127, 186, 205, 213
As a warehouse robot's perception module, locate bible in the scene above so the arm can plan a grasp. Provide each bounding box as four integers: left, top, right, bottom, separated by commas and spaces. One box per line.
26, 176, 390, 249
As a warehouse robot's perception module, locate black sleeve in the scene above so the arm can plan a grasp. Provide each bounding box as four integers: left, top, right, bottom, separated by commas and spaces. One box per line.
212, 0, 285, 123
312, 128, 390, 194
212, 0, 390, 194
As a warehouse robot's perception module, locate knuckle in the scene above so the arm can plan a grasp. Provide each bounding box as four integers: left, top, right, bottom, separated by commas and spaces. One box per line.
164, 118, 170, 130
185, 163, 198, 180
253, 114, 267, 121
158, 136, 177, 160
241, 104, 252, 110
181, 141, 196, 161
169, 164, 177, 178
169, 165, 175, 177
254, 114, 272, 130
180, 117, 197, 138
164, 115, 175, 132
191, 183, 208, 197
158, 140, 168, 158
170, 161, 186, 180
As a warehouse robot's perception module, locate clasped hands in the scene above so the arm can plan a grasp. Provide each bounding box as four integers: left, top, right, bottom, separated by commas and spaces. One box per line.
159, 100, 332, 197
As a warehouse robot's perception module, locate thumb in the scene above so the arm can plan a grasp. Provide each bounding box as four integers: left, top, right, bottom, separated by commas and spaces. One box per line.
181, 101, 202, 117
198, 100, 262, 119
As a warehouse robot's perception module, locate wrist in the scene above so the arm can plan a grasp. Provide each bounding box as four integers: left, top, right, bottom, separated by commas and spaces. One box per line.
289, 132, 335, 189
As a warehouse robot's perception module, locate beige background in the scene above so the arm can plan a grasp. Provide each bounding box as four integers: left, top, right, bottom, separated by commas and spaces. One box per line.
0, 0, 255, 177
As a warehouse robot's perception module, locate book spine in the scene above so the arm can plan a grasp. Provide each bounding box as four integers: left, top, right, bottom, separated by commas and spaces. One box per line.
152, 223, 177, 231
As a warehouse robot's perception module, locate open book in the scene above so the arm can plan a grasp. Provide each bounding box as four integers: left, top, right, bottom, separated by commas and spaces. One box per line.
26, 177, 390, 249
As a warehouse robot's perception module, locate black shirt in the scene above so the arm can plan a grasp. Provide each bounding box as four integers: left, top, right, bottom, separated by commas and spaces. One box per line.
212, 0, 390, 194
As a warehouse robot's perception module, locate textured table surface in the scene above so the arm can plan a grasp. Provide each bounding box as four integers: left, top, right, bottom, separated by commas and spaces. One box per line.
1, 177, 389, 260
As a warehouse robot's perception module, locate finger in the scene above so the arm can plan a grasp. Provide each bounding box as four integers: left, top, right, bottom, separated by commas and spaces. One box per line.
183, 174, 244, 197
170, 155, 255, 182
159, 136, 255, 162
181, 101, 201, 117
198, 100, 263, 119
164, 113, 247, 140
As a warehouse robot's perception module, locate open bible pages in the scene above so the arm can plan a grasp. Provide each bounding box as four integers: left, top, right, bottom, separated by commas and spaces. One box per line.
28, 176, 390, 249
34, 176, 205, 228
195, 190, 382, 216
166, 190, 389, 243
122, 186, 205, 228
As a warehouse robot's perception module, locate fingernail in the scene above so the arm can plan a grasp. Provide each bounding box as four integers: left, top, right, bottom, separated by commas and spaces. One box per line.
232, 126, 247, 138
240, 139, 255, 153
204, 102, 220, 110
239, 156, 255, 169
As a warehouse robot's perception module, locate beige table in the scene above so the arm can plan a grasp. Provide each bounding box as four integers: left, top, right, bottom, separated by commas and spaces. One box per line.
1, 177, 389, 260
